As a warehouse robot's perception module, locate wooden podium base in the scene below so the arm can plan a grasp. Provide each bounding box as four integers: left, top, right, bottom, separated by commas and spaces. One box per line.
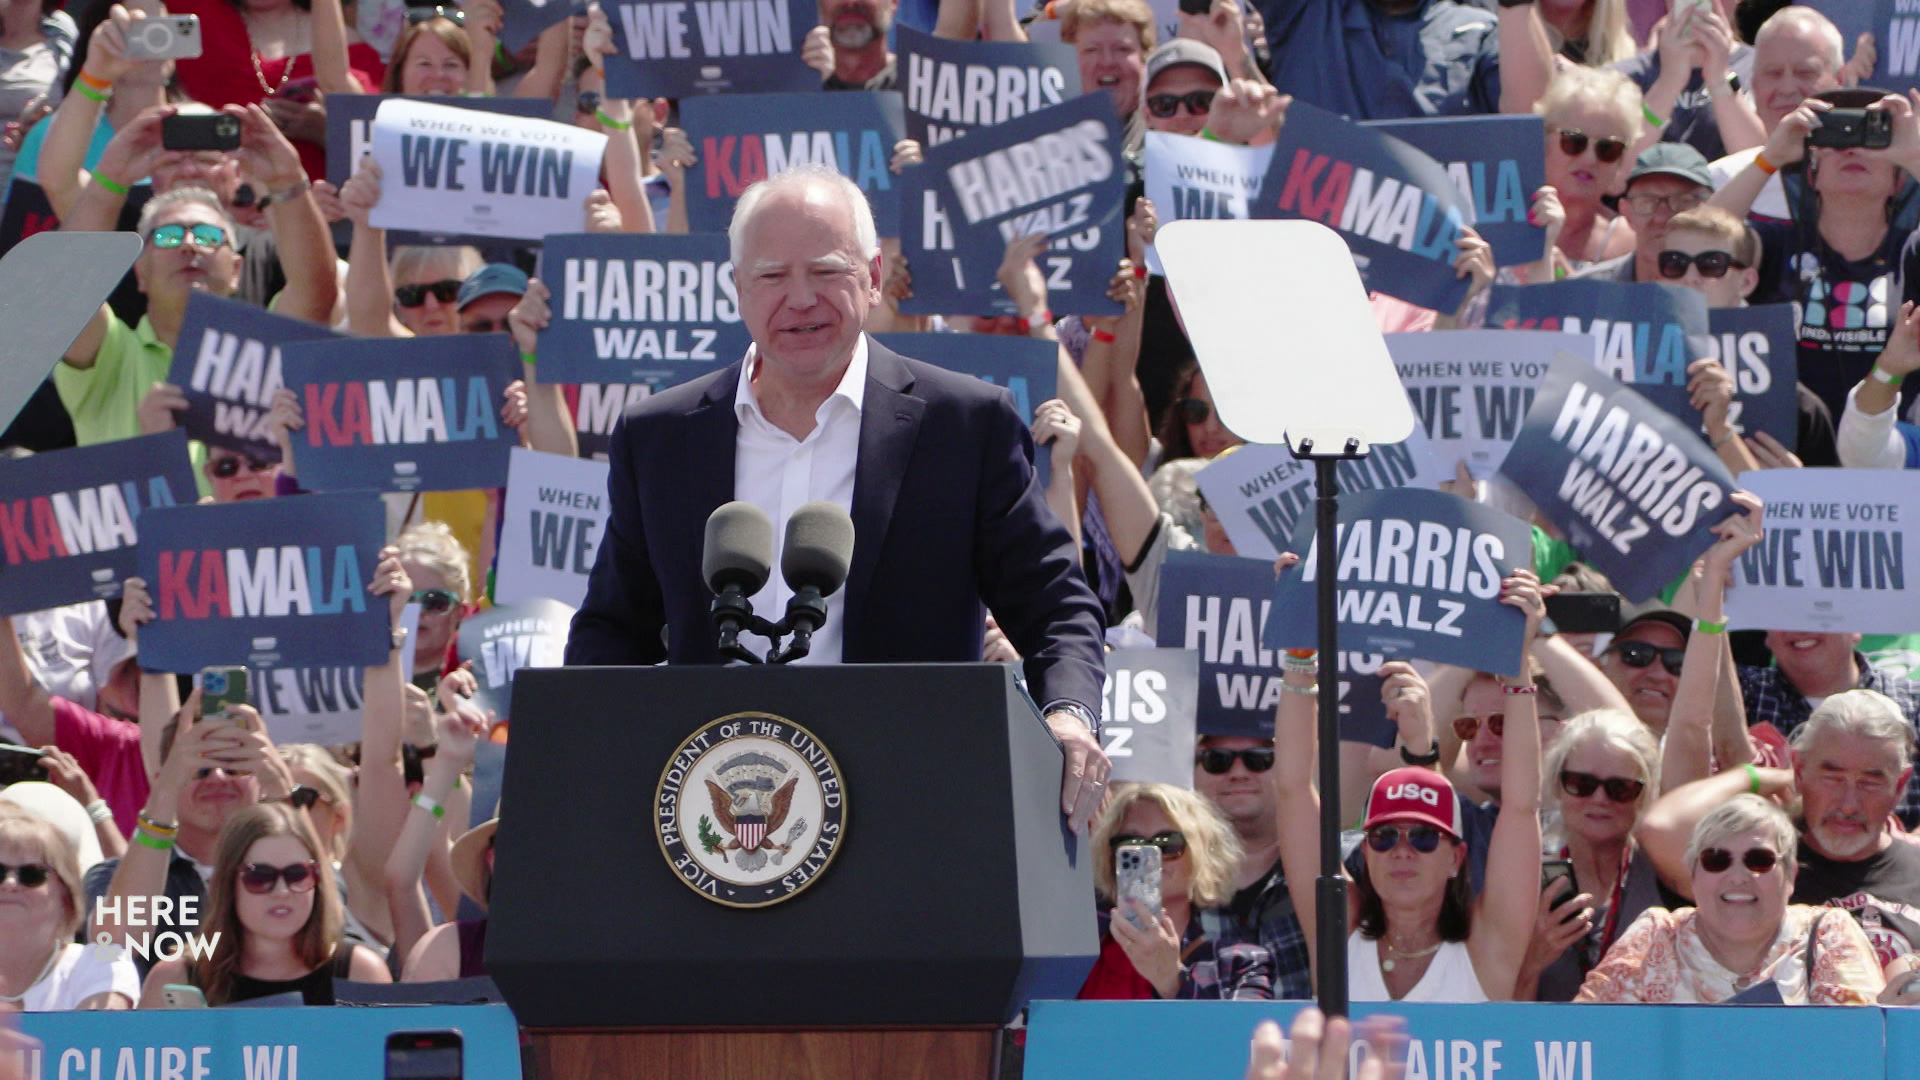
529, 1027, 1001, 1080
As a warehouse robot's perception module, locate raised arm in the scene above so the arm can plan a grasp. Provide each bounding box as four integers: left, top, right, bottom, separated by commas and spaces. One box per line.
1842, 302, 1920, 467
347, 550, 416, 922
1495, 0, 1552, 115
1662, 491, 1764, 792
0, 613, 56, 748
1639, 765, 1793, 898
507, 279, 581, 458
307, 0, 359, 93
1033, 399, 1082, 550
42, 5, 144, 218
339, 157, 409, 337
1711, 100, 1824, 218
1273, 633, 1328, 981
1470, 569, 1547, 1001
384, 673, 486, 979
1529, 633, 1630, 715
234, 104, 337, 322
118, 577, 179, 779
514, 14, 576, 101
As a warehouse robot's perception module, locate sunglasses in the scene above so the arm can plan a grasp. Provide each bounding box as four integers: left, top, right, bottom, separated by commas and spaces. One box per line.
406, 5, 464, 22
1146, 90, 1215, 118
209, 455, 275, 479
288, 785, 325, 811
1557, 128, 1628, 163
412, 588, 460, 614
394, 279, 462, 307
1109, 831, 1189, 859
149, 223, 230, 250
1196, 747, 1275, 774
0, 863, 50, 888
237, 860, 320, 895
1365, 824, 1445, 854
1698, 847, 1780, 875
1559, 769, 1646, 804
1610, 639, 1685, 676
1657, 249, 1744, 279
1176, 397, 1212, 425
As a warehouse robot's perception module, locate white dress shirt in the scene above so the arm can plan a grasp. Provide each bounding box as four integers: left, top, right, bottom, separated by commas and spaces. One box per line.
732, 336, 868, 663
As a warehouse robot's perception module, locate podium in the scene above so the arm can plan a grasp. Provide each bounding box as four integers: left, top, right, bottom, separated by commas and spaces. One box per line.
492, 663, 1099, 1079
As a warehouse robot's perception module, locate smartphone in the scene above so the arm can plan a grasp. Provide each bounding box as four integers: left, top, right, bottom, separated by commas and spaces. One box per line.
122, 14, 203, 60
1544, 592, 1620, 635
162, 113, 242, 153
161, 984, 208, 1009
1542, 858, 1578, 916
199, 666, 249, 725
1178, 0, 1211, 14
0, 744, 49, 786
385, 1031, 464, 1080
1809, 107, 1895, 151
1115, 844, 1163, 930
277, 76, 321, 104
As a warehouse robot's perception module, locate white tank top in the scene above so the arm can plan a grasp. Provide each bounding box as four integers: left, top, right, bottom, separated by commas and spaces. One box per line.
1346, 932, 1489, 1003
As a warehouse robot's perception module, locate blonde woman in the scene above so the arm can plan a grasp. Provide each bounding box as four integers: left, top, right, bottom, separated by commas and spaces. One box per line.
396, 521, 474, 694
1540, 0, 1634, 67
1078, 783, 1273, 999
0, 806, 136, 1010
1535, 66, 1644, 270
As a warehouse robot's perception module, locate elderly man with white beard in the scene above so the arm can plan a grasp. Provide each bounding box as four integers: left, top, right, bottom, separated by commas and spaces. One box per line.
802, 0, 900, 91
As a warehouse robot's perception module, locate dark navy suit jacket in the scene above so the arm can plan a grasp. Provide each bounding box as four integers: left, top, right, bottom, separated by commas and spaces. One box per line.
564, 337, 1107, 717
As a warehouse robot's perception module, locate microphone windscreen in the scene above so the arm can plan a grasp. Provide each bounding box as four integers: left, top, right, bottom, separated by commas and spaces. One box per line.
703, 502, 773, 594
781, 502, 855, 596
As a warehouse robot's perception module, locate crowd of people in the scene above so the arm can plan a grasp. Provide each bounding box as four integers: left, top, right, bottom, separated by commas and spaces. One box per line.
0, 0, 1917, 1034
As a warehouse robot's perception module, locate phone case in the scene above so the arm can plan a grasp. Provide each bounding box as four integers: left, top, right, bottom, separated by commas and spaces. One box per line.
124, 16, 203, 61
201, 667, 249, 722
162, 984, 208, 1009
1115, 844, 1163, 929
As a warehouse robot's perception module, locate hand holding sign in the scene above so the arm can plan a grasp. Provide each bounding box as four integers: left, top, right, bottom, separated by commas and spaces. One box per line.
1378, 659, 1434, 751
1206, 81, 1287, 146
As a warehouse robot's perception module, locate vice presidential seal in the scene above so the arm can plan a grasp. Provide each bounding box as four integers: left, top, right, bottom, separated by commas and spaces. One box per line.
655, 712, 846, 908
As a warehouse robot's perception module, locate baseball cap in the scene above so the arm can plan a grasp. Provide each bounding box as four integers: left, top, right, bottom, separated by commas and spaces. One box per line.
1145, 39, 1227, 89
1627, 143, 1714, 191
1616, 604, 1691, 643
1363, 767, 1462, 840
457, 263, 530, 310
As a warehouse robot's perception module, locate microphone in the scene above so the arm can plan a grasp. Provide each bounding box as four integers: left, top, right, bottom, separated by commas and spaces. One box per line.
769, 501, 855, 665
703, 502, 774, 663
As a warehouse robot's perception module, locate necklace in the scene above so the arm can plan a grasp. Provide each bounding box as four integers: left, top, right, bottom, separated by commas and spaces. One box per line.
1379, 937, 1443, 974
0, 943, 63, 1003
251, 49, 294, 97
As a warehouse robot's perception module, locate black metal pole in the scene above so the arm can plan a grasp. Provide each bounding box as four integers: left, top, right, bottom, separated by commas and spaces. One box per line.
1312, 452, 1349, 1018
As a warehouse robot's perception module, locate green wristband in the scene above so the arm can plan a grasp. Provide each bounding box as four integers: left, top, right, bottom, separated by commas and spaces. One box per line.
1642, 102, 1665, 129
519, 349, 537, 368
75, 81, 109, 104
93, 174, 129, 196
1745, 762, 1761, 797
1695, 617, 1727, 635
132, 828, 174, 851
595, 108, 633, 131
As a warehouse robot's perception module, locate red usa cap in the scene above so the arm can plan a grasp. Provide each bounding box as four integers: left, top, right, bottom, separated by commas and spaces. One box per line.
1364, 767, 1462, 839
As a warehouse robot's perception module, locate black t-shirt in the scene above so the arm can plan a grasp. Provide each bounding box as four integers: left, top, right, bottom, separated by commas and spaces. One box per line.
822, 57, 898, 92
1793, 837, 1920, 966
1612, 47, 1753, 165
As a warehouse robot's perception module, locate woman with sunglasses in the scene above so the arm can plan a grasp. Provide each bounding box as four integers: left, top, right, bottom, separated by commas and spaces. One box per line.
1277, 570, 1550, 1002
1576, 794, 1883, 1004
1079, 782, 1274, 999
0, 806, 137, 1010
1535, 66, 1645, 271
397, 522, 473, 693
138, 802, 389, 1007
1155, 361, 1242, 469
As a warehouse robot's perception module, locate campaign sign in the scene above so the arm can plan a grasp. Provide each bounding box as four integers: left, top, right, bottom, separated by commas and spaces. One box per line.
1391, 330, 1583, 483
502, 0, 584, 50
325, 94, 554, 248
0, 431, 197, 614
1253, 100, 1476, 312
564, 381, 652, 459
1727, 469, 1920, 635
459, 597, 576, 721
495, 447, 610, 607
282, 334, 522, 493
923, 91, 1126, 253
1194, 441, 1424, 561
1833, 0, 1920, 93
600, 0, 816, 98
897, 26, 1080, 147
1701, 303, 1801, 450
1101, 647, 1198, 786
166, 294, 340, 459
1501, 351, 1739, 600
536, 232, 748, 386
1361, 114, 1546, 266
1143, 131, 1272, 272
368, 98, 608, 243
1261, 488, 1532, 676
252, 664, 367, 746
897, 168, 1124, 317
873, 331, 1058, 483
134, 493, 390, 672
681, 91, 907, 235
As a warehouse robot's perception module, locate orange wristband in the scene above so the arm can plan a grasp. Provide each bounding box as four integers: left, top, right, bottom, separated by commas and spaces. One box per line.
76, 68, 112, 92
1754, 152, 1779, 176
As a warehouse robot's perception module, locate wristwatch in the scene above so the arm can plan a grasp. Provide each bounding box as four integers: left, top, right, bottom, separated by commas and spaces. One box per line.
1399, 739, 1442, 767
576, 90, 603, 116
1045, 700, 1101, 739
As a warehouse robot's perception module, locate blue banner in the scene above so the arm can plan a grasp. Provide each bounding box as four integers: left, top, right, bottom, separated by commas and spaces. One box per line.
134, 493, 391, 672
681, 91, 906, 235
167, 294, 340, 460
601, 0, 817, 98
1362, 114, 1546, 268
1704, 303, 1801, 450
536, 232, 748, 387
896, 25, 1081, 147
874, 331, 1058, 483
14, 1003, 521, 1080
1500, 350, 1739, 601
897, 171, 1124, 317
564, 381, 652, 460
1194, 442, 1423, 562
1253, 100, 1476, 312
282, 334, 522, 493
922, 92, 1125, 254
458, 596, 575, 721
1262, 488, 1532, 677
502, 0, 583, 50
0, 431, 197, 615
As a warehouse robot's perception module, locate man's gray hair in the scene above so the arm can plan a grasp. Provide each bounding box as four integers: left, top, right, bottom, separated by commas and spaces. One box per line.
1792, 688, 1915, 772
136, 184, 237, 240
1684, 794, 1799, 878
1756, 5, 1846, 71
727, 164, 879, 267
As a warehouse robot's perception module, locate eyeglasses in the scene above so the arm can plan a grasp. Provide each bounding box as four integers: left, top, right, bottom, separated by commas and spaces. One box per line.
1557, 128, 1628, 163
0, 863, 50, 888
412, 588, 460, 614
1559, 769, 1646, 804
1176, 397, 1212, 425
1146, 90, 1215, 118
1657, 249, 1745, 279
1452, 712, 1563, 741
148, 223, 230, 250
394, 279, 462, 307
1698, 847, 1780, 875
1626, 191, 1707, 216
1196, 747, 1275, 774
209, 455, 275, 479
1365, 824, 1444, 854
237, 860, 320, 895
1108, 831, 1189, 859
406, 5, 464, 23
1609, 640, 1685, 676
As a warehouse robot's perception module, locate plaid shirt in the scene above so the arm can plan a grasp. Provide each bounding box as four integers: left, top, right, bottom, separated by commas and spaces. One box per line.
1202, 861, 1315, 1000
1739, 655, 1920, 827
1090, 908, 1276, 1000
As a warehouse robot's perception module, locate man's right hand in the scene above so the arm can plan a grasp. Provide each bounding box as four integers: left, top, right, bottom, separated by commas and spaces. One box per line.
802, 25, 835, 77
91, 105, 177, 196
338, 155, 383, 229
85, 5, 146, 87
136, 382, 187, 435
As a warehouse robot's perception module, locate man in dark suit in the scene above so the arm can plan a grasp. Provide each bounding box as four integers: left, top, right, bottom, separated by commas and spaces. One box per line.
566, 164, 1112, 830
